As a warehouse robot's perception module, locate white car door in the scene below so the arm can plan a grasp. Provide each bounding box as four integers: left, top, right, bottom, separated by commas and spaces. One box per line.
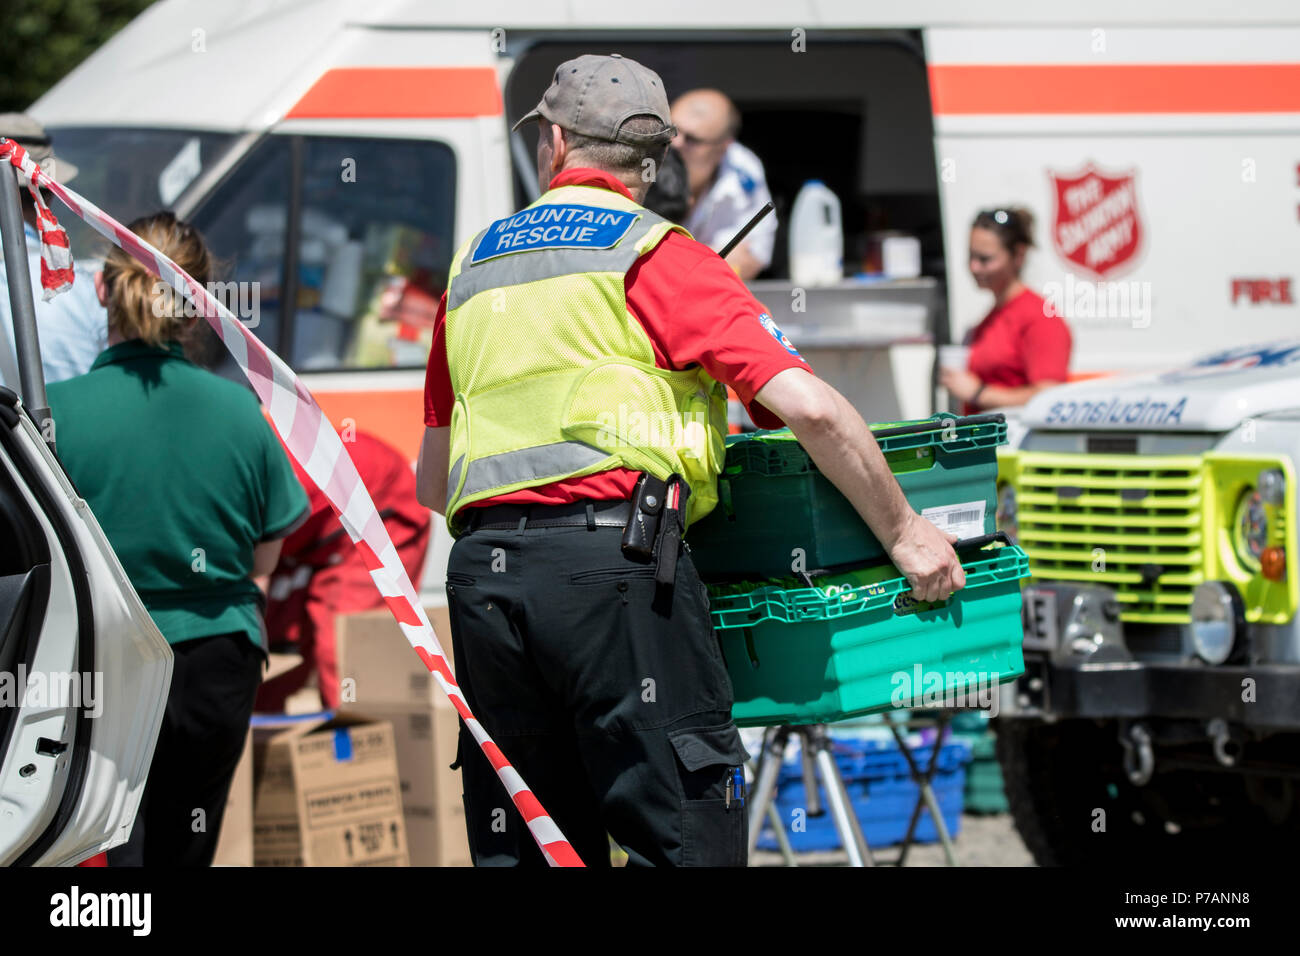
0, 388, 171, 866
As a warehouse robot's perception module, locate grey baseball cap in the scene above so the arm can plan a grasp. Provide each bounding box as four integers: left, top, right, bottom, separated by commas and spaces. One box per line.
0, 113, 78, 185
512, 54, 676, 146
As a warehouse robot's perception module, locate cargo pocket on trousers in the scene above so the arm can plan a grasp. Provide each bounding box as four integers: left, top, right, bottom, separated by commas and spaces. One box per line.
668, 721, 750, 867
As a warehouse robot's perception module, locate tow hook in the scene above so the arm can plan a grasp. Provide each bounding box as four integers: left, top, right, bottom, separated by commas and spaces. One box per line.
1207, 718, 1242, 767
1120, 722, 1154, 786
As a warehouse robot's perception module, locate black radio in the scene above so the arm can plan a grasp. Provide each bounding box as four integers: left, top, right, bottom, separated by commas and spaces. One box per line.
621, 472, 690, 586
621, 472, 668, 558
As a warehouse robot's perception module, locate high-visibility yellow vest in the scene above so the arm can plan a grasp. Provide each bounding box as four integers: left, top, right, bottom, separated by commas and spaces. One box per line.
442, 183, 728, 535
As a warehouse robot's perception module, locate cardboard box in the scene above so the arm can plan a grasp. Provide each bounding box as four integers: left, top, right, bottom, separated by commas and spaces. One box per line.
344, 698, 471, 866
337, 605, 472, 865
212, 653, 302, 867
337, 604, 454, 707
251, 712, 410, 866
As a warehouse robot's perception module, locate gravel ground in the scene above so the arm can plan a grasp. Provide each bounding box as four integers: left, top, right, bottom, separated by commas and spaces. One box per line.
750, 812, 1036, 867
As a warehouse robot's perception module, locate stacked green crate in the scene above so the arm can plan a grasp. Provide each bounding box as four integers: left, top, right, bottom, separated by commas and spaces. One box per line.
708, 544, 1030, 726
946, 711, 1009, 815
963, 734, 1009, 814
691, 414, 1029, 729
688, 414, 1007, 580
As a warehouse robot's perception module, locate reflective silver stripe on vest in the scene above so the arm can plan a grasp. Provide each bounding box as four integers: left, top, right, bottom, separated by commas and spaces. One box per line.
445, 454, 466, 511
447, 209, 669, 311
457, 441, 612, 501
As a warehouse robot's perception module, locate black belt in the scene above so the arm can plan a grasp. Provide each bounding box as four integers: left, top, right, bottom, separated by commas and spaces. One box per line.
455, 475, 688, 589
457, 498, 634, 533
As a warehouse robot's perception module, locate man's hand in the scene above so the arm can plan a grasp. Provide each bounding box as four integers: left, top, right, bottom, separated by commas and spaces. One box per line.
887, 511, 966, 603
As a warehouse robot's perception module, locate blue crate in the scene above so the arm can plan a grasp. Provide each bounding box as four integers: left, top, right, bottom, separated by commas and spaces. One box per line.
757, 738, 971, 852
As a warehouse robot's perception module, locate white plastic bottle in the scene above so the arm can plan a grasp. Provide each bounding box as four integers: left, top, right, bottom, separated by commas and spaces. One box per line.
788, 180, 843, 287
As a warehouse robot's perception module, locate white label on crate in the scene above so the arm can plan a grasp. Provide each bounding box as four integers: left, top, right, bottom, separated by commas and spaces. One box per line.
921, 500, 986, 541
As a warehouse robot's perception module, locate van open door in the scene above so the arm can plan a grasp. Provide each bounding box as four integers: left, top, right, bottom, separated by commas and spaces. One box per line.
0, 163, 171, 866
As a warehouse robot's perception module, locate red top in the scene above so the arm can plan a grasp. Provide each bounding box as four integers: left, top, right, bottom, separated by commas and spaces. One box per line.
964, 288, 1071, 415
423, 167, 812, 508
279, 430, 428, 567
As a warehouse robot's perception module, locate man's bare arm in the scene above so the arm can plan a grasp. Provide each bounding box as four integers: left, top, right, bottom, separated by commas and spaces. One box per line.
415, 426, 451, 514
754, 368, 966, 601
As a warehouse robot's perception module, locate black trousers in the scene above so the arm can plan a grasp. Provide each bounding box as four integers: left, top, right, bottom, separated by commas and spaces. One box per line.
108, 631, 263, 867
446, 519, 749, 867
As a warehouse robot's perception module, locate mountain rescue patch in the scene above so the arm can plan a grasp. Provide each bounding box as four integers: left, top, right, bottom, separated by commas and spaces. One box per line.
470, 205, 640, 264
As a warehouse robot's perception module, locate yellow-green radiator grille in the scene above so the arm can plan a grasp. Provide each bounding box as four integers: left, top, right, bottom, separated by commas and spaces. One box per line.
1016, 456, 1204, 624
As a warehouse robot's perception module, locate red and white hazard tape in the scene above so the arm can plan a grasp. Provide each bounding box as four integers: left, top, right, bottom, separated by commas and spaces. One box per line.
0, 138, 584, 867
0, 142, 74, 298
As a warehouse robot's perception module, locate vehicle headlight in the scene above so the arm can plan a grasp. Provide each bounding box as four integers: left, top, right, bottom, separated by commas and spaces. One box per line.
1232, 489, 1269, 573
1258, 467, 1286, 506
996, 483, 1018, 544
1190, 581, 1241, 665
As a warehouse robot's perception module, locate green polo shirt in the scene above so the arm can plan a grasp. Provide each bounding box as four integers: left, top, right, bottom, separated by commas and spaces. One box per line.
47, 339, 310, 650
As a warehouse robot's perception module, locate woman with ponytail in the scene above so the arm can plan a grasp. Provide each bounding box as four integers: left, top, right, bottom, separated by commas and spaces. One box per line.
47, 212, 309, 866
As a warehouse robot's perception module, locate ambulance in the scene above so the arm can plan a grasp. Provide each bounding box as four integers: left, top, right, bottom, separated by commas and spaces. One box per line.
9, 0, 1300, 859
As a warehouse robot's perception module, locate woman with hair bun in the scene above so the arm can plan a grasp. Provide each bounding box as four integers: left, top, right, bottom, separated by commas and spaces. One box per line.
940, 206, 1072, 414
47, 212, 309, 867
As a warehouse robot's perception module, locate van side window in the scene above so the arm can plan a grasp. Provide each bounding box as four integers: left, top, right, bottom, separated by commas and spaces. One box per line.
193, 135, 456, 372
191, 136, 293, 356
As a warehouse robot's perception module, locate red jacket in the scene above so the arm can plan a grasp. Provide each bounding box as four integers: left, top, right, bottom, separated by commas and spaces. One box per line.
276, 430, 428, 570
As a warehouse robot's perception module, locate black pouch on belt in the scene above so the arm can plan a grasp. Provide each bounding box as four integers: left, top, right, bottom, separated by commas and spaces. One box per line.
654, 477, 690, 588
621, 472, 668, 558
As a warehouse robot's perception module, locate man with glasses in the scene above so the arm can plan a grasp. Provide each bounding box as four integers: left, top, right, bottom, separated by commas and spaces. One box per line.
671, 89, 776, 280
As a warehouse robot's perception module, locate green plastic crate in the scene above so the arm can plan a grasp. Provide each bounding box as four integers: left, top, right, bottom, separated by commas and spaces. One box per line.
708, 544, 1030, 727
957, 732, 1010, 814
688, 414, 1008, 580
949, 711, 992, 736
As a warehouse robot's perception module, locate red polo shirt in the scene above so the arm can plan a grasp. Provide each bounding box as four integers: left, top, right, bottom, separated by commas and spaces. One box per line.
964, 288, 1071, 415
423, 167, 812, 508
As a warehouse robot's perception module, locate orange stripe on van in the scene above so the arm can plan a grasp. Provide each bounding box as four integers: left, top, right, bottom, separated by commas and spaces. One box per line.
285, 67, 503, 119
312, 389, 427, 463
929, 64, 1300, 115
1066, 370, 1116, 383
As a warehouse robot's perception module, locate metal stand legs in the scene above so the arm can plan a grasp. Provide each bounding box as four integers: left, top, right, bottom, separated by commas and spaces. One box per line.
747, 714, 961, 867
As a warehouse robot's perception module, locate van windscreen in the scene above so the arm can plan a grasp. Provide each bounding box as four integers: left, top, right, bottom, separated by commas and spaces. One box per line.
43, 127, 237, 255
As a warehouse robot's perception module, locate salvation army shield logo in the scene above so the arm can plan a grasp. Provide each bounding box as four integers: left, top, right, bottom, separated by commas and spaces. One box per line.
1049, 163, 1143, 279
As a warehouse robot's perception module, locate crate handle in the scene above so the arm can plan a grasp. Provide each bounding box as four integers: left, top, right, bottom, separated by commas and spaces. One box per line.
953, 530, 1011, 552
708, 545, 1030, 629
870, 412, 1005, 440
